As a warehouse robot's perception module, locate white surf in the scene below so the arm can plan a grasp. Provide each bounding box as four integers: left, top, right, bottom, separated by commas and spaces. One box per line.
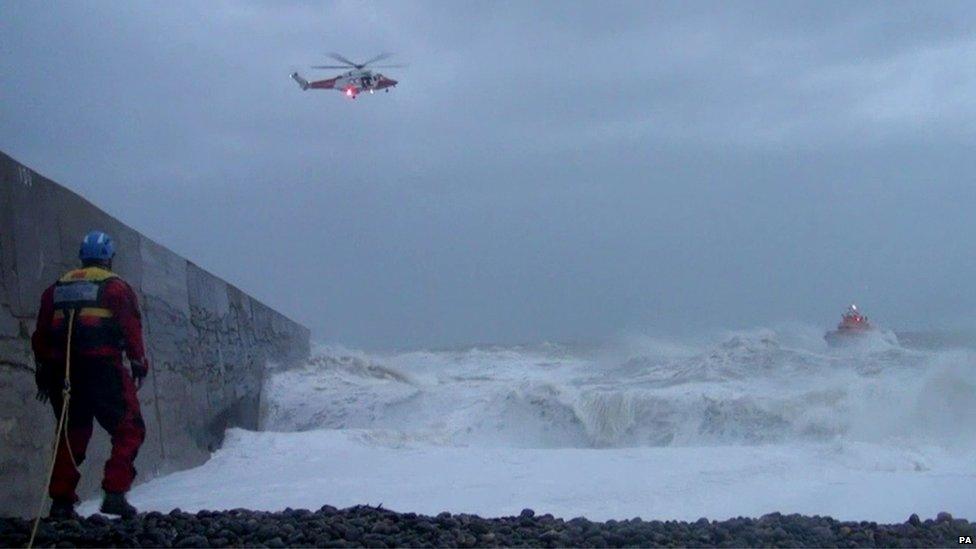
81, 328, 976, 521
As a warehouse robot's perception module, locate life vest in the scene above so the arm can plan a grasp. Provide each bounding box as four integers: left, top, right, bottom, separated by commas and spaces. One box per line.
51, 266, 123, 354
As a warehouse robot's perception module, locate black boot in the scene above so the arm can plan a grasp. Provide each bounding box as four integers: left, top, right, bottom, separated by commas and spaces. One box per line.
48, 499, 78, 520
100, 492, 137, 519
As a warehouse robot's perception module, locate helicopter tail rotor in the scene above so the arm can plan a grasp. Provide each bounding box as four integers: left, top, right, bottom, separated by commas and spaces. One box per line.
290, 72, 310, 90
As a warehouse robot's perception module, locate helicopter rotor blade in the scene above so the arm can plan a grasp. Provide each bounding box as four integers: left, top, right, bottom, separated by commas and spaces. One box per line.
328, 53, 360, 67
361, 52, 394, 66
366, 64, 407, 68
311, 65, 353, 69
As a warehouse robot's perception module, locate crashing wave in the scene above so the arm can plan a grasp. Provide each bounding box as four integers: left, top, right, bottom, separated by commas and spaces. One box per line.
260, 330, 976, 450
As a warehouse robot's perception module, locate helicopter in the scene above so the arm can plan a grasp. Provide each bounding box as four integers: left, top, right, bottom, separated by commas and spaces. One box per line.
291, 52, 402, 99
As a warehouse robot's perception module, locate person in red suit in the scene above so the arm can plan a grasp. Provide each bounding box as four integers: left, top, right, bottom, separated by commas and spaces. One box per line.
32, 230, 148, 519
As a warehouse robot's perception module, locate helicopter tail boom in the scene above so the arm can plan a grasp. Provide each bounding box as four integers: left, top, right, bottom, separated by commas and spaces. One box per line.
292, 72, 341, 91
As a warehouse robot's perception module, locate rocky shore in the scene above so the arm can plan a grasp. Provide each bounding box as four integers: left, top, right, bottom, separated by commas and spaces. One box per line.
2, 505, 973, 548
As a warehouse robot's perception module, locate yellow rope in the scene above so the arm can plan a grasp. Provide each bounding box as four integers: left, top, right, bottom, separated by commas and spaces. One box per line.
27, 310, 77, 549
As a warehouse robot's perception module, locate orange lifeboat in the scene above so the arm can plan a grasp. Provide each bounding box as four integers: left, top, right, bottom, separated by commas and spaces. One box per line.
825, 304, 874, 346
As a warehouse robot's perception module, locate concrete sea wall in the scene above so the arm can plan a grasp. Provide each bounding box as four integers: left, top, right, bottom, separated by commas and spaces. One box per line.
0, 151, 310, 517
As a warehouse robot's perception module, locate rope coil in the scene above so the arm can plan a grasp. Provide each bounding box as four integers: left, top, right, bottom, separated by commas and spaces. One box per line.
28, 310, 79, 548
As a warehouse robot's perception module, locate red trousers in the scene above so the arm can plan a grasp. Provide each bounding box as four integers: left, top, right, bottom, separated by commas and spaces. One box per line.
47, 357, 145, 502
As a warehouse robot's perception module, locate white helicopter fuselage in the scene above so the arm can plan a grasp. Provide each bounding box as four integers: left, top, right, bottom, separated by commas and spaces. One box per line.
336, 69, 369, 89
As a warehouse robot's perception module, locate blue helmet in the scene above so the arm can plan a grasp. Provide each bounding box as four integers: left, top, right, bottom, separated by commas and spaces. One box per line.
79, 230, 116, 262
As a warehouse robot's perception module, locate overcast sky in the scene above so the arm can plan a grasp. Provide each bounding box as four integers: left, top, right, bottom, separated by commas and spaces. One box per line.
2, 1, 975, 348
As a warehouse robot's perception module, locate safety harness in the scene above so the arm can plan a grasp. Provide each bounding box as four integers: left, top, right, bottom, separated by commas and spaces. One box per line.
51, 267, 122, 353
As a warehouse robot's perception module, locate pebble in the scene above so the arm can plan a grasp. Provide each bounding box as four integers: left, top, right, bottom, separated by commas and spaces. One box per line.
0, 507, 971, 547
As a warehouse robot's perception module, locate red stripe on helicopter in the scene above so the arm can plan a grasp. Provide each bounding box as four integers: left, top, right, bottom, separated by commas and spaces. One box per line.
308, 77, 339, 90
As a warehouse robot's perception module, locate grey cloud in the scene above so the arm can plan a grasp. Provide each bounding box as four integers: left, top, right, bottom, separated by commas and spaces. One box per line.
2, 1, 975, 348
